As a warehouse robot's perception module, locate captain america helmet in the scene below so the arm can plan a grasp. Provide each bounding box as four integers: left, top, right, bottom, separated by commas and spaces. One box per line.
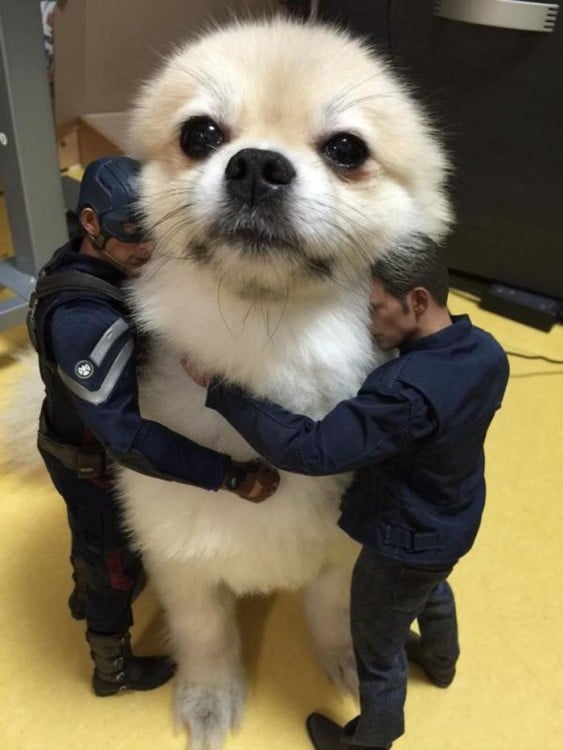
78, 156, 147, 243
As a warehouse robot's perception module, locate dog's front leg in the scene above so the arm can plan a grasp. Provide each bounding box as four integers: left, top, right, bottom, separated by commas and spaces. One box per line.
304, 560, 359, 699
146, 555, 244, 750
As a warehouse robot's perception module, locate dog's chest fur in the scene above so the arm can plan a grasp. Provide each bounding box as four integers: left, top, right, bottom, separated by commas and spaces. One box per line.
118, 260, 378, 593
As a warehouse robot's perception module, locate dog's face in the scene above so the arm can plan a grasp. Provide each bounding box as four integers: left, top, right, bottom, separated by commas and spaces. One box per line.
130, 19, 451, 300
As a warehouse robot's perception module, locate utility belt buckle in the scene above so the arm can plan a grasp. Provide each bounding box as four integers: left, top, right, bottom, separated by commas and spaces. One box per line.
76, 450, 105, 479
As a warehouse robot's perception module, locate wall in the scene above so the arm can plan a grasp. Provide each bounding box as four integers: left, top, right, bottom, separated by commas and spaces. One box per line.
54, 0, 275, 126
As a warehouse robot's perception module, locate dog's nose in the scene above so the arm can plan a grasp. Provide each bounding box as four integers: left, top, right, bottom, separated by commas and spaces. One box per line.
225, 148, 296, 206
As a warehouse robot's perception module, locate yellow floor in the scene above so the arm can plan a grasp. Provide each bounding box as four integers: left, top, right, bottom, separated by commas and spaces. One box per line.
0, 290, 562, 750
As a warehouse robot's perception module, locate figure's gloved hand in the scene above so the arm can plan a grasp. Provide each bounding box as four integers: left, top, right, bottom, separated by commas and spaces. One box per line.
222, 459, 280, 503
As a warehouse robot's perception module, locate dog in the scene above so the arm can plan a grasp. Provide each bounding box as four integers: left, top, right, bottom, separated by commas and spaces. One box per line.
2, 16, 451, 750
120, 16, 451, 749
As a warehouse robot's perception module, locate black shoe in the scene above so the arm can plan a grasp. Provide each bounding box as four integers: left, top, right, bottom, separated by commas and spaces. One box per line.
69, 567, 148, 621
306, 713, 390, 750
86, 631, 175, 696
405, 631, 455, 688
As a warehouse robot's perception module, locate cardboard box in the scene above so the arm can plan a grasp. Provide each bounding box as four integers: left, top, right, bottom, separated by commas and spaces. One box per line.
55, 120, 80, 169
77, 112, 128, 164
55, 112, 128, 170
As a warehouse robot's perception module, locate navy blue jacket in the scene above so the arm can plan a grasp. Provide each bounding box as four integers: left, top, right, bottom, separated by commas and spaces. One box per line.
35, 239, 229, 489
206, 316, 509, 566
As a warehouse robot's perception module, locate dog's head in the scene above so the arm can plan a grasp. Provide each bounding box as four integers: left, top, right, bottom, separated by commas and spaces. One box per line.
130, 18, 451, 300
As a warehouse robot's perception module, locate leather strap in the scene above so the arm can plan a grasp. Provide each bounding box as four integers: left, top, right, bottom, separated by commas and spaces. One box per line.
38, 412, 105, 478
382, 524, 440, 552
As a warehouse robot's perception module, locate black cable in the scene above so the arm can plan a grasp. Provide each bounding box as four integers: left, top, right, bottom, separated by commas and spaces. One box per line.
449, 291, 563, 365
504, 351, 563, 365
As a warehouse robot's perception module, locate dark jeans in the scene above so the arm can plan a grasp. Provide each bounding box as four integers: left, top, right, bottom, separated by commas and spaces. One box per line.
343, 547, 459, 748
41, 450, 142, 635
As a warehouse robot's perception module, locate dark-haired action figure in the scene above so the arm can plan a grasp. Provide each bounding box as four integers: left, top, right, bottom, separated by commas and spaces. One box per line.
185, 243, 509, 749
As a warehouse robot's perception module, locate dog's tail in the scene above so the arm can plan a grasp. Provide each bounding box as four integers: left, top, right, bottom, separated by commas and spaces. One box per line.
0, 345, 46, 476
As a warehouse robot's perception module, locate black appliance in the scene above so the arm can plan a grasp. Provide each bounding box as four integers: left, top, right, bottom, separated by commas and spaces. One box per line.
319, 1, 563, 329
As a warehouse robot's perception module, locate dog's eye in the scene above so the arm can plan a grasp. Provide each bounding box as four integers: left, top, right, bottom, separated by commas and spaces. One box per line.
180, 117, 225, 159
322, 133, 369, 170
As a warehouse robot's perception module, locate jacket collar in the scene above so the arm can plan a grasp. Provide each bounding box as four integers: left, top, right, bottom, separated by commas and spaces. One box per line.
56, 237, 127, 285
399, 314, 471, 355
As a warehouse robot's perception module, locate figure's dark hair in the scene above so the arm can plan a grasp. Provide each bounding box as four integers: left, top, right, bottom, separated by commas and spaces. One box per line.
371, 235, 449, 307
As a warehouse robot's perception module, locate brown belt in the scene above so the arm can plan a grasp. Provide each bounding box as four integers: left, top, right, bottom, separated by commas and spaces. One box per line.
38, 413, 105, 479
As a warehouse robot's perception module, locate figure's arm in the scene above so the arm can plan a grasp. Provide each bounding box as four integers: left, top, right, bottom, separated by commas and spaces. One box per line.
50, 304, 277, 498
205, 376, 436, 476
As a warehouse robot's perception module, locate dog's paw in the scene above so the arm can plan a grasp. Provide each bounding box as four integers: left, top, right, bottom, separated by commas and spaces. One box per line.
174, 679, 246, 750
317, 645, 359, 700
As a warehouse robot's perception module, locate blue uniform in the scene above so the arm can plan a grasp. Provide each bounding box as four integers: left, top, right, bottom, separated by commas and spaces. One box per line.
37, 239, 229, 489
205, 314, 509, 747
33, 239, 229, 635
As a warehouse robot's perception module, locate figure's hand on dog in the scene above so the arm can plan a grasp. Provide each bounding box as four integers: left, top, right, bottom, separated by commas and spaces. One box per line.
222, 459, 281, 503
181, 359, 211, 388
181, 360, 279, 501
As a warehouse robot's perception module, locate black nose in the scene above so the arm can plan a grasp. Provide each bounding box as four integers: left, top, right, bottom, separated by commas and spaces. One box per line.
225, 148, 296, 206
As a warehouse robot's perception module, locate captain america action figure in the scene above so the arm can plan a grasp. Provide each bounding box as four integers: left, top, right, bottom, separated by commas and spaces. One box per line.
27, 156, 279, 697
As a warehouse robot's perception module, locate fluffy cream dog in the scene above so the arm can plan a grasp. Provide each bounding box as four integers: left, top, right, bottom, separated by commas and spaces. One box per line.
117, 17, 449, 750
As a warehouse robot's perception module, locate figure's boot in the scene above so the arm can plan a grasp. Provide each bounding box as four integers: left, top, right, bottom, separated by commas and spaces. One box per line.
86, 631, 175, 696
69, 558, 147, 621
405, 630, 456, 687
306, 713, 390, 750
